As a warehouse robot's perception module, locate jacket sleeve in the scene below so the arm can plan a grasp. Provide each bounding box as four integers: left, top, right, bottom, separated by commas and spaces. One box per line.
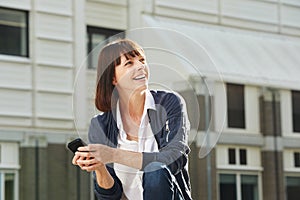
88, 116, 123, 200
142, 92, 191, 175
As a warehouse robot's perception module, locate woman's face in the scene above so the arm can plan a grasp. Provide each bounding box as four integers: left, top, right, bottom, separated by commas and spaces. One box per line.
113, 54, 149, 94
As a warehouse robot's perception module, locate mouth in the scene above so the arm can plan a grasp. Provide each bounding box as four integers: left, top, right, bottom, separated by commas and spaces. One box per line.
133, 74, 146, 80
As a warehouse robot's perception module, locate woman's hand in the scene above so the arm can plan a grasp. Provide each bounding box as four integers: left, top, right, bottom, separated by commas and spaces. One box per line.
76, 144, 116, 165
72, 148, 106, 172
72, 145, 115, 189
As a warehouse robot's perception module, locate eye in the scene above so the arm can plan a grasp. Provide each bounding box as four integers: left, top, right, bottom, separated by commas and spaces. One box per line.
139, 58, 145, 63
125, 61, 133, 66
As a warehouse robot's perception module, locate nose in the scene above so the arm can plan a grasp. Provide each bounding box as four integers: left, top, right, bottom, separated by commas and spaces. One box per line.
137, 61, 146, 70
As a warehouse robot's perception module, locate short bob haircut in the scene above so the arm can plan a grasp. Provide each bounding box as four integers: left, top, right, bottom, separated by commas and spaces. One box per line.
95, 39, 145, 112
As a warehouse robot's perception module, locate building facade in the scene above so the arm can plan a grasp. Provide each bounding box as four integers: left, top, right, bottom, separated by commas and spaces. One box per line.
0, 0, 300, 200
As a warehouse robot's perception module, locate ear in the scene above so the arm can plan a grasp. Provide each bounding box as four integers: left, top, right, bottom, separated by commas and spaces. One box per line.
112, 77, 117, 85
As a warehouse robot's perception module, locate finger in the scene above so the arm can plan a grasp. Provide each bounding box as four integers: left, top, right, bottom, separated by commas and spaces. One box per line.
81, 162, 104, 172
78, 146, 89, 152
78, 155, 91, 167
77, 158, 94, 166
72, 154, 80, 165
75, 151, 90, 158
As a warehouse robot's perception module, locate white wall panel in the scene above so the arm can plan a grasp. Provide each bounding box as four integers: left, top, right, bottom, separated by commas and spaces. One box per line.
87, 71, 96, 98
222, 16, 279, 32
245, 86, 260, 134
222, 0, 278, 24
0, 142, 19, 166
155, 0, 219, 23
217, 145, 261, 168
35, 0, 72, 15
0, 62, 31, 89
0, 116, 31, 126
0, 115, 32, 127
36, 66, 73, 92
281, 5, 300, 28
36, 13, 72, 40
281, 26, 300, 36
36, 92, 73, 119
282, 0, 300, 7
155, 6, 219, 24
247, 147, 261, 167
0, 0, 31, 10
85, 1, 127, 29
86, 71, 97, 121
88, 0, 127, 6
214, 82, 227, 133
216, 145, 228, 166
281, 90, 293, 136
283, 149, 300, 172
283, 149, 294, 170
157, 0, 219, 14
0, 89, 32, 116
35, 118, 74, 129
35, 39, 73, 66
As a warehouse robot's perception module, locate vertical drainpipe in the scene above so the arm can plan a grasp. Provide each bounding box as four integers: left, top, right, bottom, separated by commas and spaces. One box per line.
271, 89, 280, 200
203, 77, 212, 200
35, 139, 39, 200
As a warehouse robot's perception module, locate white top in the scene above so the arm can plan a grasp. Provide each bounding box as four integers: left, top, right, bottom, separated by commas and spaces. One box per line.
114, 90, 159, 200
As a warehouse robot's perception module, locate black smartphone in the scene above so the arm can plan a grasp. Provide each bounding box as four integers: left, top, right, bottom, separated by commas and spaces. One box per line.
67, 138, 87, 153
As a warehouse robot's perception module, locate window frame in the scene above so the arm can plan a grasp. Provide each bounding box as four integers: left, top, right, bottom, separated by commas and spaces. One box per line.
0, 7, 29, 57
0, 170, 18, 200
228, 148, 236, 165
294, 152, 300, 168
285, 176, 300, 200
239, 149, 247, 165
218, 171, 262, 200
227, 147, 248, 166
226, 83, 245, 129
292, 90, 300, 133
86, 26, 124, 69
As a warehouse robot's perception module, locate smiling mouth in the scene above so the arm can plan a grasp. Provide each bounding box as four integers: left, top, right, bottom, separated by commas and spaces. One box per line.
133, 75, 146, 80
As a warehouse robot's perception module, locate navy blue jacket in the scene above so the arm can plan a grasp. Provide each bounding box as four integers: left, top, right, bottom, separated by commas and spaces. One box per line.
88, 90, 192, 200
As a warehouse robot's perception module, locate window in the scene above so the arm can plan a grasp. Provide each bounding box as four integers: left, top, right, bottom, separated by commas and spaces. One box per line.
0, 7, 28, 57
227, 83, 245, 128
86, 26, 124, 69
5, 173, 15, 200
292, 91, 300, 133
241, 175, 258, 200
219, 174, 259, 200
294, 152, 300, 167
240, 149, 247, 165
229, 148, 236, 164
220, 174, 237, 200
286, 177, 300, 200
0, 172, 17, 200
228, 148, 247, 165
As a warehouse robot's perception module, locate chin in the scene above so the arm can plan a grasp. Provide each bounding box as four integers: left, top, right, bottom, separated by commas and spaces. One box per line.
135, 85, 148, 93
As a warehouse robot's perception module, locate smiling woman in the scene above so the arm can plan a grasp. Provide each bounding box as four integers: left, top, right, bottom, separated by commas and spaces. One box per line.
95, 39, 147, 112
72, 39, 192, 200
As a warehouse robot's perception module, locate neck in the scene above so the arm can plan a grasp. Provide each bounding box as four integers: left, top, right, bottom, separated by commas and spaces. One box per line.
119, 89, 146, 120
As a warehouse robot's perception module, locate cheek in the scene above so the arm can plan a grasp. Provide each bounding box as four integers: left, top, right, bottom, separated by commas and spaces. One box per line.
114, 67, 124, 80
145, 66, 150, 78
114, 69, 130, 84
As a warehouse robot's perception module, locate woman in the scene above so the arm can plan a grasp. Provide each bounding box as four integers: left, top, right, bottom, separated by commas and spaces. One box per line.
72, 39, 192, 200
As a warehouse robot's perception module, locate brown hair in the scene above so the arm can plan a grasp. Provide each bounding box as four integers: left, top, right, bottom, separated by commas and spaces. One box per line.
95, 39, 145, 112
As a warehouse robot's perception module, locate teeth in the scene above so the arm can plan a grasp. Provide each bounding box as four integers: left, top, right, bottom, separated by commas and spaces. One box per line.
133, 75, 145, 80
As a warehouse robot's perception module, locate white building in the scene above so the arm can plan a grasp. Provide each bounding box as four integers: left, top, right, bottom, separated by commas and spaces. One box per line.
0, 0, 300, 199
